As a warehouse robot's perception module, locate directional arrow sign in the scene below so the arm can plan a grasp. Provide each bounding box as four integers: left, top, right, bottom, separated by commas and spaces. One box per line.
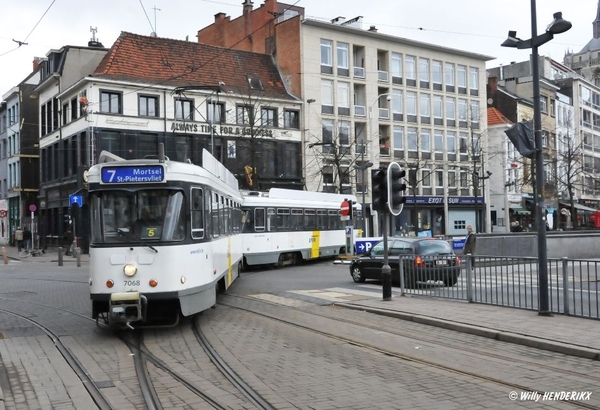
69, 194, 83, 207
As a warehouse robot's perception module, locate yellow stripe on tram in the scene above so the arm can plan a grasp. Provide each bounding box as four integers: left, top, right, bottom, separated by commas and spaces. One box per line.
310, 230, 321, 258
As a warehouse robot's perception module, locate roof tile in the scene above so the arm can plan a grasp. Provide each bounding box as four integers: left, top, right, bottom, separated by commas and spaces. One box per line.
93, 32, 293, 100
487, 107, 513, 126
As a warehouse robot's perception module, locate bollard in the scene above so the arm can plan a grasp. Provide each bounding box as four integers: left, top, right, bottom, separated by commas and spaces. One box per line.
562, 257, 570, 315
2, 247, 7, 264
58, 247, 63, 266
76, 247, 81, 267
466, 256, 474, 303
399, 256, 406, 297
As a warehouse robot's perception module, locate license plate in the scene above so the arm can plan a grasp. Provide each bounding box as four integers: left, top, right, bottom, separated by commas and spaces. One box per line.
436, 259, 447, 265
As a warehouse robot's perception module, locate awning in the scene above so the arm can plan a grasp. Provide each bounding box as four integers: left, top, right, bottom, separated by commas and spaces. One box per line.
559, 202, 598, 213
509, 206, 531, 215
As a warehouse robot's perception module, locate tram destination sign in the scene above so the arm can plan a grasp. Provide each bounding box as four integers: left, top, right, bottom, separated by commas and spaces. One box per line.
101, 165, 165, 184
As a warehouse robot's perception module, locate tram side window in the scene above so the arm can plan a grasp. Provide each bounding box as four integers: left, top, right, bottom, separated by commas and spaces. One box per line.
191, 188, 204, 239
304, 209, 316, 230
213, 192, 220, 238
233, 202, 242, 233
254, 208, 265, 232
291, 209, 303, 230
328, 210, 339, 230
204, 189, 213, 238
317, 210, 327, 230
242, 208, 254, 233
267, 208, 275, 232
222, 196, 229, 235
276, 208, 290, 231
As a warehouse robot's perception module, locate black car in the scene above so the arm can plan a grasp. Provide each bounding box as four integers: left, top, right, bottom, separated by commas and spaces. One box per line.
349, 237, 461, 288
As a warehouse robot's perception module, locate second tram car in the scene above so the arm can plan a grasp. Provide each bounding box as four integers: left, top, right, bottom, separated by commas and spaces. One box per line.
88, 148, 243, 328
241, 188, 360, 268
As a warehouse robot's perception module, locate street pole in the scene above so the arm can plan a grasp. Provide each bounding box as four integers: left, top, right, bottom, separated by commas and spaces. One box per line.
530, 0, 550, 315
361, 148, 367, 237
210, 99, 215, 156
382, 212, 391, 301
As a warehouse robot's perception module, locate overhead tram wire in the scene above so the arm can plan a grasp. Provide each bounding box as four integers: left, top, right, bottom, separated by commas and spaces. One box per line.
138, 0, 156, 34
0, 0, 56, 58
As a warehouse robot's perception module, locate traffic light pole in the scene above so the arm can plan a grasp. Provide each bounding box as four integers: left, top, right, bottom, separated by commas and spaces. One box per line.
382, 212, 392, 301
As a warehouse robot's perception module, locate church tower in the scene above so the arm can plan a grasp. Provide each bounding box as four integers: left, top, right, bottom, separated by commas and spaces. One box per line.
593, 0, 600, 38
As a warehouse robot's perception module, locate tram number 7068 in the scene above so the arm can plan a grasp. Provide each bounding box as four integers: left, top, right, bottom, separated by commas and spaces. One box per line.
124, 280, 141, 286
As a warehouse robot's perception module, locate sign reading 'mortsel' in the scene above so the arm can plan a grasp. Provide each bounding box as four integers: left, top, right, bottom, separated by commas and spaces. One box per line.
170, 122, 274, 137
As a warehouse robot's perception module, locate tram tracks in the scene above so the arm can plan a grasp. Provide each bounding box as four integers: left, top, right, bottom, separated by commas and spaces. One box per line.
0, 297, 276, 409
220, 293, 599, 410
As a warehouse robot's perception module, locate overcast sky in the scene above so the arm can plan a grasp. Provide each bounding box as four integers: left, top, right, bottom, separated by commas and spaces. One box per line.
0, 0, 596, 98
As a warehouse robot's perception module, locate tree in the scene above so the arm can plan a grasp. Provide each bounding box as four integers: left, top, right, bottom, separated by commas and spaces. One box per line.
552, 111, 586, 229
305, 118, 369, 195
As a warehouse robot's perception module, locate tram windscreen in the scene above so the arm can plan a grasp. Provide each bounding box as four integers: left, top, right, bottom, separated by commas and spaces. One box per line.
90, 190, 185, 244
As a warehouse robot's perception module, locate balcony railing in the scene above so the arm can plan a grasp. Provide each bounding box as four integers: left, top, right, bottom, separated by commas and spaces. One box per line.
354, 67, 365, 78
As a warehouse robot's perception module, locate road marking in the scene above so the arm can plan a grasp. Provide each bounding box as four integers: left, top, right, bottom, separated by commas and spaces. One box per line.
249, 293, 313, 307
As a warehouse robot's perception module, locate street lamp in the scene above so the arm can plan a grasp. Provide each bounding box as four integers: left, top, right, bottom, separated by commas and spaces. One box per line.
473, 170, 492, 232
368, 92, 392, 236
501, 2, 571, 316
354, 157, 373, 237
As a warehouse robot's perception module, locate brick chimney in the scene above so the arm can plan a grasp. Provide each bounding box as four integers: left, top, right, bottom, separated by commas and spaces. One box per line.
243, 0, 253, 38
32, 57, 43, 71
368, 25, 378, 32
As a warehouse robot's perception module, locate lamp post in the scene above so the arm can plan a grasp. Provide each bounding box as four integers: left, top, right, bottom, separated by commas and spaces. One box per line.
368, 93, 391, 236
501, 2, 571, 315
354, 151, 373, 237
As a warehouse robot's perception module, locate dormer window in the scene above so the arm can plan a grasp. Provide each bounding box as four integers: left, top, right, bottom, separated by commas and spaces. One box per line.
247, 77, 263, 91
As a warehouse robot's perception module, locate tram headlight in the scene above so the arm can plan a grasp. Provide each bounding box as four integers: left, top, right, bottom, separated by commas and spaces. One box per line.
123, 264, 138, 277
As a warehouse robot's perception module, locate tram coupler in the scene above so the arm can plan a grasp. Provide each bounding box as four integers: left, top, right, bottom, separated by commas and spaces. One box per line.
109, 291, 143, 327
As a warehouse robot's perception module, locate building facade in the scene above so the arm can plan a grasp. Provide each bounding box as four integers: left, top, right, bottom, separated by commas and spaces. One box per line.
197, 0, 493, 237
35, 32, 302, 251
1, 69, 41, 245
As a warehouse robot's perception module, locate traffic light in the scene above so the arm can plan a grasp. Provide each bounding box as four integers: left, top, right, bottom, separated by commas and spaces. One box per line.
387, 162, 407, 216
371, 167, 388, 212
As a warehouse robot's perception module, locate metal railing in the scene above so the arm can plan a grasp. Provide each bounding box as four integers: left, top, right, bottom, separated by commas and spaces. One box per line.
397, 255, 599, 319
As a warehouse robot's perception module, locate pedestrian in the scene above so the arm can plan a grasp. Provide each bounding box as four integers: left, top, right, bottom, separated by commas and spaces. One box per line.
463, 224, 476, 269
23, 226, 32, 251
62, 228, 73, 256
513, 221, 523, 232
15, 227, 23, 251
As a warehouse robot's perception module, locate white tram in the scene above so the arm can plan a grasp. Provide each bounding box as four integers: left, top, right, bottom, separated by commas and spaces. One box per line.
88, 148, 243, 328
241, 188, 360, 268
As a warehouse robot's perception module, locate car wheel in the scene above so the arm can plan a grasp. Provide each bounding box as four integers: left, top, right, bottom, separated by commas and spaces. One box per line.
443, 274, 459, 287
351, 265, 366, 283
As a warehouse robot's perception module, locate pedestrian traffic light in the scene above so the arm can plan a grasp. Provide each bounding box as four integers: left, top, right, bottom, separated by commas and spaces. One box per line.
371, 167, 388, 212
387, 162, 407, 216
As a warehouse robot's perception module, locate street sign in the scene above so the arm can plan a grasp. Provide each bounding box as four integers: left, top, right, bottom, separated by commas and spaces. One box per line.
355, 237, 382, 254
69, 194, 83, 207
28, 204, 37, 212
340, 200, 350, 216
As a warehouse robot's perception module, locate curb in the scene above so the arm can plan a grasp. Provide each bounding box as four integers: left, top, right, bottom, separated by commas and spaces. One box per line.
335, 302, 600, 361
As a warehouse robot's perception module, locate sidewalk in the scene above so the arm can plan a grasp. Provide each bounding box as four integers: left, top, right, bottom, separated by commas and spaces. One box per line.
337, 294, 600, 361
0, 245, 89, 264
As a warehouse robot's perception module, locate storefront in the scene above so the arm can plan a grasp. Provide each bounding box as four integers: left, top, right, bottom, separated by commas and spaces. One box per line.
392, 196, 484, 237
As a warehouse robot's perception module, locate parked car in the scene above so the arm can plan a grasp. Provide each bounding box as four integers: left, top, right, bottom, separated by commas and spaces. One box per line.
349, 237, 461, 288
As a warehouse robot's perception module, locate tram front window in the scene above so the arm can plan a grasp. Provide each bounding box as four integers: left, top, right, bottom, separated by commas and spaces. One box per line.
91, 190, 185, 244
